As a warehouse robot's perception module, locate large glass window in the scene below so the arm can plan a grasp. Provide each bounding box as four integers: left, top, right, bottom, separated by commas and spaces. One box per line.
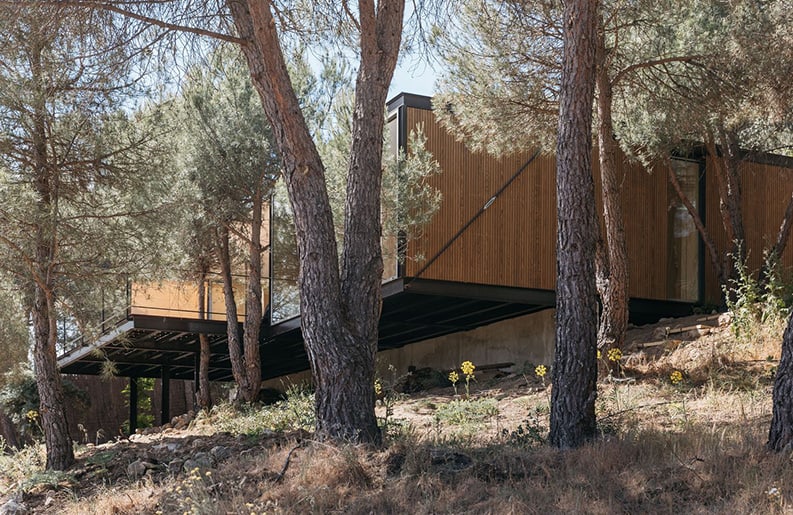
667, 159, 700, 301
270, 181, 300, 323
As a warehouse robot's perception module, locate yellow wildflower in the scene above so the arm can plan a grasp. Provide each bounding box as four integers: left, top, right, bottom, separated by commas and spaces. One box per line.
670, 370, 683, 385
597, 350, 602, 360
26, 410, 38, 421
448, 370, 459, 384
461, 360, 475, 377
535, 365, 547, 378
607, 348, 622, 362
374, 379, 382, 396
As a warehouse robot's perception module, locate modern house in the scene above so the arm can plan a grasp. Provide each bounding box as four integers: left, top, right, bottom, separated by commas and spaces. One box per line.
56, 92, 793, 432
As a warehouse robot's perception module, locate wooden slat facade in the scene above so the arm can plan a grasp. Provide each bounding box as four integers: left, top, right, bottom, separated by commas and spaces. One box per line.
704, 159, 793, 302
400, 101, 793, 306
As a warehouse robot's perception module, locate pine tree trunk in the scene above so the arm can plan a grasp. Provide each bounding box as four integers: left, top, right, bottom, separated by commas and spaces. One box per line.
595, 47, 629, 353
706, 129, 745, 286
768, 310, 793, 451
229, 1, 403, 443
195, 273, 212, 411
32, 281, 74, 470
243, 189, 263, 400
217, 225, 251, 402
29, 41, 73, 470
550, 0, 600, 449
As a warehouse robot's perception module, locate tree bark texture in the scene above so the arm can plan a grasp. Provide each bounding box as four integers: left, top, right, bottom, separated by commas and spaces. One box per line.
29, 41, 74, 470
242, 189, 264, 400
550, 0, 600, 449
706, 130, 745, 285
217, 225, 251, 402
229, 0, 404, 442
32, 280, 75, 470
768, 310, 793, 451
196, 272, 212, 411
595, 40, 629, 353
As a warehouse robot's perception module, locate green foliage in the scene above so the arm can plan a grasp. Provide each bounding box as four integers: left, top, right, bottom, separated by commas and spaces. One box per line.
175, 44, 279, 229
121, 378, 155, 432
0, 284, 29, 382
433, 398, 499, 427
617, 0, 793, 163
382, 127, 443, 249
0, 366, 89, 441
374, 364, 409, 439
0, 444, 45, 495
433, 0, 562, 155
725, 250, 792, 344
211, 383, 316, 436
0, 6, 178, 354
500, 406, 547, 448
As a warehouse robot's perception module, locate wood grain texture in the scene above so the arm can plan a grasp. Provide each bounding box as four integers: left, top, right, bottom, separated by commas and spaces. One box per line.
404, 108, 671, 300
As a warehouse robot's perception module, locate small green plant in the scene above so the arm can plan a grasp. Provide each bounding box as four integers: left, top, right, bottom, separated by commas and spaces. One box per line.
501, 405, 547, 447
447, 360, 476, 398
212, 383, 315, 435
535, 364, 551, 410
448, 370, 459, 396
725, 249, 791, 345
461, 360, 476, 399
0, 365, 88, 442
374, 364, 407, 438
0, 444, 46, 496
434, 397, 498, 426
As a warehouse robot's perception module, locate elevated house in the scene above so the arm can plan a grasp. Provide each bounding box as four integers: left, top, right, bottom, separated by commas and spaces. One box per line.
57, 92, 793, 432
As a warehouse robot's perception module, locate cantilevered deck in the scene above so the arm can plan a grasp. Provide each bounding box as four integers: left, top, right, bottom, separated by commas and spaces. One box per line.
57, 275, 697, 382
57, 277, 561, 381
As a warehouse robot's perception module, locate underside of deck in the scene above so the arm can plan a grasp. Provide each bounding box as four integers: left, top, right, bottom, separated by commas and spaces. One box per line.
58, 277, 693, 381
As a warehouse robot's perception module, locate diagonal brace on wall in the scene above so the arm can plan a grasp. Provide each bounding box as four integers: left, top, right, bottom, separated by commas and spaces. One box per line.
410, 149, 542, 281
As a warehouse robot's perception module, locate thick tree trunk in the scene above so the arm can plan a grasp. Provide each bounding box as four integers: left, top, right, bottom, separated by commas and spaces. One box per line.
595, 46, 629, 353
550, 0, 600, 449
29, 41, 73, 470
243, 189, 264, 401
32, 282, 75, 470
217, 225, 251, 402
768, 310, 793, 451
229, 1, 404, 443
195, 273, 211, 411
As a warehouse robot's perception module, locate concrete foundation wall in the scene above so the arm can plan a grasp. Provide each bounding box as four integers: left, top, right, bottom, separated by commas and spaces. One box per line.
377, 308, 555, 376
266, 308, 556, 390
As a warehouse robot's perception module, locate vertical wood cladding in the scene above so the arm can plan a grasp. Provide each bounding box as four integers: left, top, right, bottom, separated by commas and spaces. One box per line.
404, 108, 557, 290
704, 158, 793, 302
403, 105, 793, 303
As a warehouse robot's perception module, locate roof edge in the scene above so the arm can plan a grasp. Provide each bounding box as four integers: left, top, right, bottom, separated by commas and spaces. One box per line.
386, 92, 433, 113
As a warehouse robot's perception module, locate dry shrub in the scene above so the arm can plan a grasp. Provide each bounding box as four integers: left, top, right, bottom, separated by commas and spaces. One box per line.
59, 484, 160, 515
257, 443, 374, 512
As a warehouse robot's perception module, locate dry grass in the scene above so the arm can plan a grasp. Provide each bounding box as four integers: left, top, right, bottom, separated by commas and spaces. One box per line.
3, 319, 793, 514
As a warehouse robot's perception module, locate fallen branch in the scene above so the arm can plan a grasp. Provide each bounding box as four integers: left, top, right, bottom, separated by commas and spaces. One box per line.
274, 444, 301, 484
